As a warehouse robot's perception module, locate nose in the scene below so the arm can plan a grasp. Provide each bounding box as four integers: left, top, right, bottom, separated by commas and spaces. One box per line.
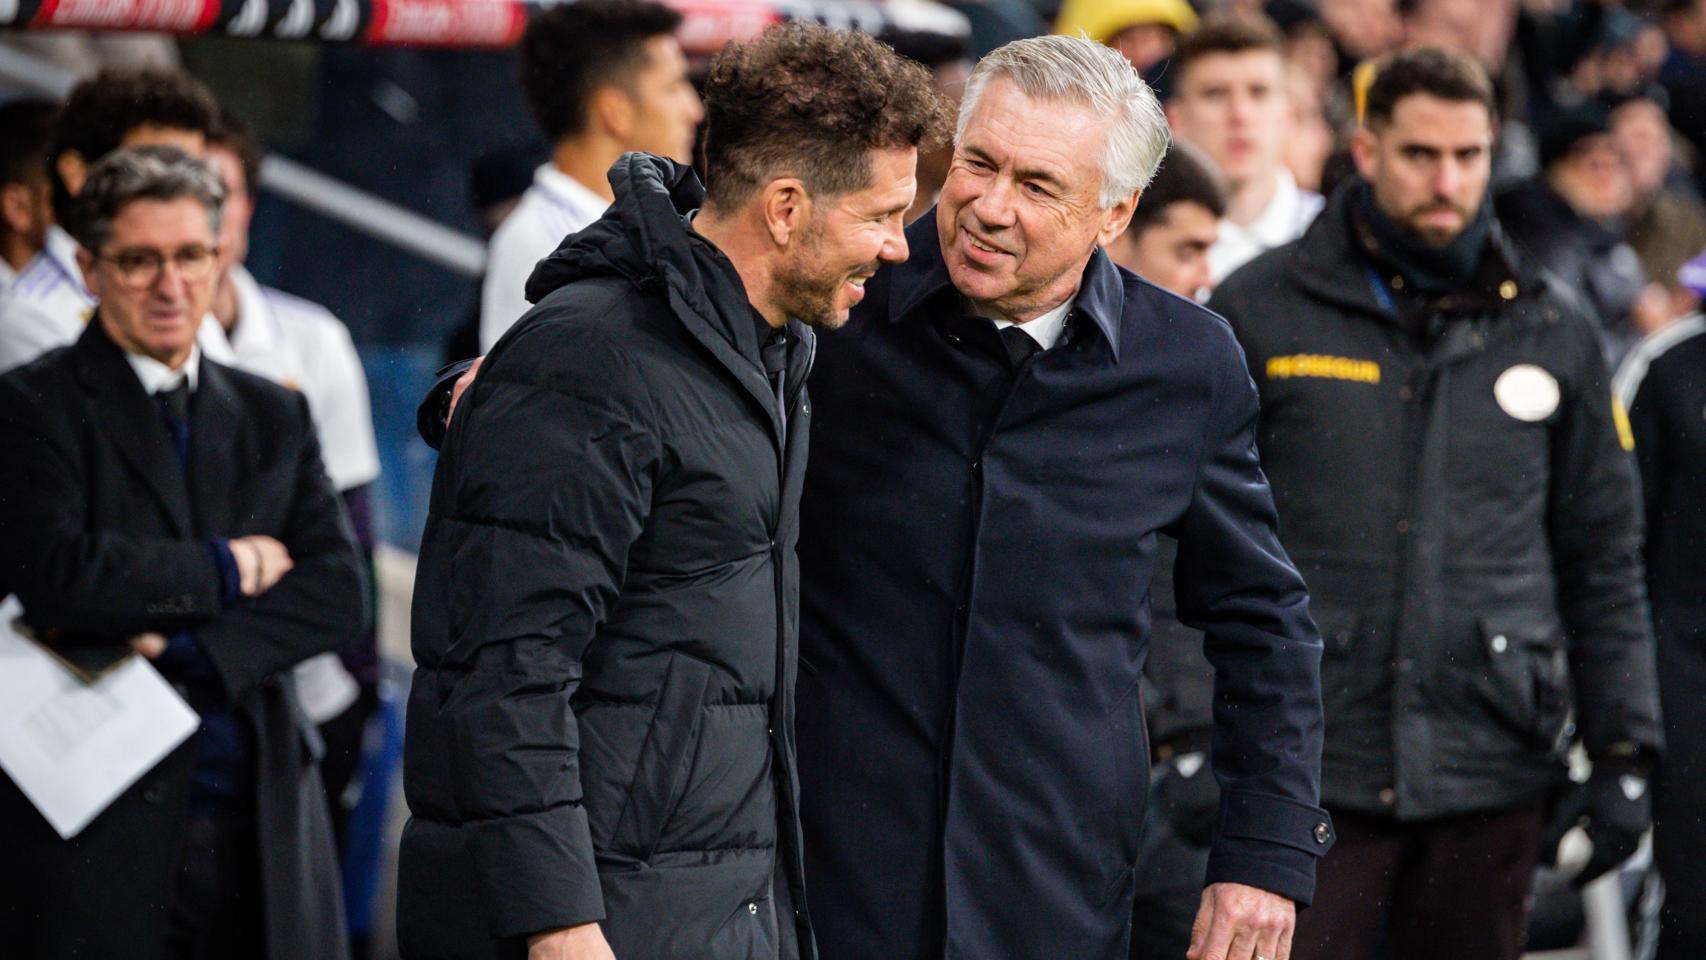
881, 217, 909, 264
1433, 159, 1462, 199
969, 176, 1018, 230
151, 258, 189, 299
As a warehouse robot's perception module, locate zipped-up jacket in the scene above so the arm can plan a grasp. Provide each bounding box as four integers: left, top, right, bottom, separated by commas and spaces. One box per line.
399, 154, 816, 960
1208, 182, 1662, 821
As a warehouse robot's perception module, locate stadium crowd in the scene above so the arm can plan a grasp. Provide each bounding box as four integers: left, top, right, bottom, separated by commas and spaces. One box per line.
0, 0, 1703, 958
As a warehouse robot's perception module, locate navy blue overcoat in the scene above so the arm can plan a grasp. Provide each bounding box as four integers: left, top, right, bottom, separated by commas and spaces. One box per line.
795, 212, 1334, 960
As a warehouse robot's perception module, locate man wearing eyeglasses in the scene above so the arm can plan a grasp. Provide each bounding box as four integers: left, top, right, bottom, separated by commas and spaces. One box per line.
0, 145, 362, 960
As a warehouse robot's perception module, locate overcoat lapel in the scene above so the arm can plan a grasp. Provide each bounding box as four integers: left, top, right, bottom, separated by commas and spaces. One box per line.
71, 322, 194, 537
188, 360, 241, 535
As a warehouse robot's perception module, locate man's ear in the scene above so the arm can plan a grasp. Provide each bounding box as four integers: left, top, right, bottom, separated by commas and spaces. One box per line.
591, 86, 636, 143
759, 178, 811, 247
56, 151, 88, 199
1096, 188, 1141, 249
1350, 127, 1378, 182
76, 246, 99, 299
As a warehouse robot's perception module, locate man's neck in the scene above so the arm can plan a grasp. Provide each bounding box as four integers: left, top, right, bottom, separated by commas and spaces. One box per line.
691, 207, 788, 329
1226, 166, 1282, 227
552, 136, 621, 205
213, 268, 241, 333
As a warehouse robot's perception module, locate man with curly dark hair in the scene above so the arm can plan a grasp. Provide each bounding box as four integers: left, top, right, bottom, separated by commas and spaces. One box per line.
399, 22, 950, 960
480, 0, 703, 350
0, 68, 219, 371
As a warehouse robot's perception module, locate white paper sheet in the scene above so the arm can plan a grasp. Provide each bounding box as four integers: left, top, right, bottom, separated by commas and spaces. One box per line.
0, 597, 200, 839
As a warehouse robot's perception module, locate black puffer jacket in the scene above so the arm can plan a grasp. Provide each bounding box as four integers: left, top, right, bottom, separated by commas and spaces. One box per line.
399, 155, 816, 960
1208, 182, 1662, 821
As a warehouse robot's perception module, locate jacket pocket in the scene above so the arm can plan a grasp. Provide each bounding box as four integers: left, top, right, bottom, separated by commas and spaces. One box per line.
610, 652, 714, 860
1474, 613, 1571, 755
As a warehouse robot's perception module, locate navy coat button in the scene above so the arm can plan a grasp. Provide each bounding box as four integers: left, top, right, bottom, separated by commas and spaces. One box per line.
143, 784, 165, 804
1314, 822, 1330, 844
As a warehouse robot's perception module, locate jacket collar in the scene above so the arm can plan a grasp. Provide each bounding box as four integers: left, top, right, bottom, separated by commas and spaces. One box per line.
1292, 181, 1547, 320
525, 152, 813, 445
887, 208, 1125, 362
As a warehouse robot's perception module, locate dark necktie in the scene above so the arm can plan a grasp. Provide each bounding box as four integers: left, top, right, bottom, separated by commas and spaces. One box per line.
999, 325, 1042, 368
154, 378, 192, 473
155, 378, 191, 422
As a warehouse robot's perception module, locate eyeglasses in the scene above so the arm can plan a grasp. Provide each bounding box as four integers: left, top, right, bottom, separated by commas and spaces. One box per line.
97, 245, 220, 289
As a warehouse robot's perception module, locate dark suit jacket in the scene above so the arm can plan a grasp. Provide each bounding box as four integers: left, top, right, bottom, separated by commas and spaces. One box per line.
0, 321, 363, 960
795, 212, 1333, 960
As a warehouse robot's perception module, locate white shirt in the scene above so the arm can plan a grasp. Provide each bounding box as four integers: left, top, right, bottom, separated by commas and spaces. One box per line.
0, 258, 17, 296
479, 164, 610, 351
0, 225, 97, 372
211, 266, 382, 492
989, 295, 1076, 351
123, 341, 201, 394
1208, 169, 1324, 283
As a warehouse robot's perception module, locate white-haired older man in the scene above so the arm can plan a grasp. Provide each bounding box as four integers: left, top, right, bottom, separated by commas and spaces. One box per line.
793, 35, 1332, 960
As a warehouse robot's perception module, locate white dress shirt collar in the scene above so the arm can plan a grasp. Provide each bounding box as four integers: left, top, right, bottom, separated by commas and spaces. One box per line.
125, 342, 201, 395
535, 164, 612, 227
988, 295, 1076, 351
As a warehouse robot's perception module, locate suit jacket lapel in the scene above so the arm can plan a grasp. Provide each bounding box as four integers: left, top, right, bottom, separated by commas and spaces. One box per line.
189, 359, 240, 536
71, 322, 195, 537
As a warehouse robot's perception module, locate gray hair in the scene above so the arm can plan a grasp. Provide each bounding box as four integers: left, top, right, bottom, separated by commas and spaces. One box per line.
957, 35, 1171, 208
68, 145, 224, 253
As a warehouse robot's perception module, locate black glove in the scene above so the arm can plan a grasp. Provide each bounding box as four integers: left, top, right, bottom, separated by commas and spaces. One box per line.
1154, 744, 1220, 849
1542, 764, 1650, 887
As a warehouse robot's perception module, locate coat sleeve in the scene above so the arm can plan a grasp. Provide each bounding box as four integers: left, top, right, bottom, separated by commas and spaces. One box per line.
1550, 312, 1663, 766
0, 376, 223, 637
1165, 330, 1334, 906
429, 328, 661, 938
195, 392, 366, 704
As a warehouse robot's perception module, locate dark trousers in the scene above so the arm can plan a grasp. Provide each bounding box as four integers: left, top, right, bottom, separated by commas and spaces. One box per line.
1654, 620, 1706, 959
1292, 803, 1546, 960
165, 813, 264, 960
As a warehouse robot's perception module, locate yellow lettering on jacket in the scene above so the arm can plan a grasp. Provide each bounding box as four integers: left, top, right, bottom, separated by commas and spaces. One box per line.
1265, 354, 1382, 385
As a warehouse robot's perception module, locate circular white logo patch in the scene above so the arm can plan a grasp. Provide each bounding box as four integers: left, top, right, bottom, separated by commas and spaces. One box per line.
1494, 364, 1560, 422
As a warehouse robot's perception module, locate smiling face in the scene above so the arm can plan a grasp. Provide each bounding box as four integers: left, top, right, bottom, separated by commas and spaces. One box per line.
1354, 92, 1493, 247
936, 78, 1136, 323
82, 196, 218, 368
772, 146, 918, 329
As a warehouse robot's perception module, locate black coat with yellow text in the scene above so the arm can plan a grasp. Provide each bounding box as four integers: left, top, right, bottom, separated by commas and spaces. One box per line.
1206, 183, 1662, 821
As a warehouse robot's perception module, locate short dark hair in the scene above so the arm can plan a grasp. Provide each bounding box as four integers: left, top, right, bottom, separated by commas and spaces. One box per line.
701, 23, 952, 211
69, 146, 225, 254
1128, 141, 1227, 234
0, 99, 58, 188
50, 69, 220, 223
1170, 13, 1285, 91
1363, 47, 1495, 128
207, 107, 265, 199
519, 0, 683, 144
